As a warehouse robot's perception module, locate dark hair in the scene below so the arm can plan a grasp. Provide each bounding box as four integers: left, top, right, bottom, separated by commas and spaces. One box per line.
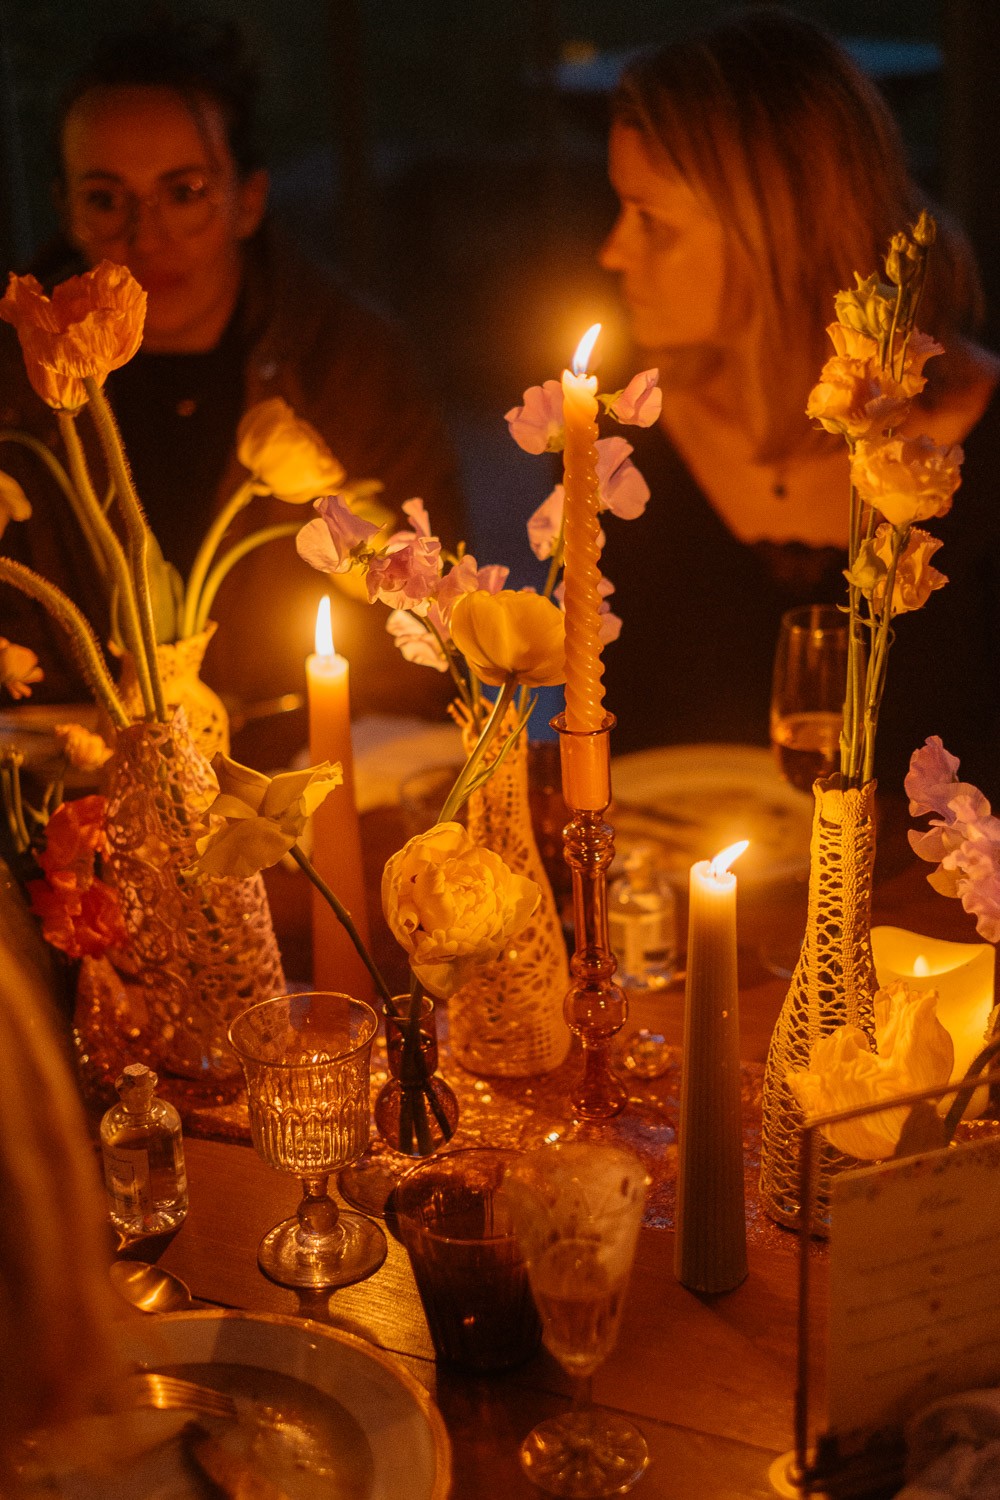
611, 6, 984, 457
56, 15, 263, 179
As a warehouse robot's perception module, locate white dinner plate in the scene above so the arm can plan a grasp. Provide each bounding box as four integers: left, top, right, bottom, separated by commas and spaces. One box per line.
611, 741, 813, 885
16, 1310, 451, 1500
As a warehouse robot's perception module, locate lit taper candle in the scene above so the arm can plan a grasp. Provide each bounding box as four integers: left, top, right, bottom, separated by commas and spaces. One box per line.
561, 323, 605, 736
306, 596, 373, 999
675, 840, 749, 1293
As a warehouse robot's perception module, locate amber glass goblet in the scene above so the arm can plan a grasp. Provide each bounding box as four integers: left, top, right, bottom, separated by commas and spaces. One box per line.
228, 992, 386, 1289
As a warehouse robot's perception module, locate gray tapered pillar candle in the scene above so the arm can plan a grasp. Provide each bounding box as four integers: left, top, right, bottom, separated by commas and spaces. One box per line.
675, 843, 749, 1293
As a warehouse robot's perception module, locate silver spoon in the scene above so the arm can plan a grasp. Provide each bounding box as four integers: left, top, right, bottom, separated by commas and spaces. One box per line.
109, 1259, 194, 1314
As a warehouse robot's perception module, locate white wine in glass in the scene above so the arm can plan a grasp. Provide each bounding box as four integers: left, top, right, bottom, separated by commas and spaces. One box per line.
770, 605, 848, 793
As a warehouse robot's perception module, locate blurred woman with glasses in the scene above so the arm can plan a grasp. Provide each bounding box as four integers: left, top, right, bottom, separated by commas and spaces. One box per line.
0, 18, 463, 740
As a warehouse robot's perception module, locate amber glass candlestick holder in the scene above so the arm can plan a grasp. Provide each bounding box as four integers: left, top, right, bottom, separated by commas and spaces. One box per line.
552, 712, 628, 1119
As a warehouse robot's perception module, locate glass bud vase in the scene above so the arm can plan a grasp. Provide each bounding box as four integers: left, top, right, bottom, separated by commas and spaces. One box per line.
374, 994, 459, 1155
448, 720, 571, 1077
74, 707, 285, 1112
117, 622, 229, 762
759, 775, 878, 1235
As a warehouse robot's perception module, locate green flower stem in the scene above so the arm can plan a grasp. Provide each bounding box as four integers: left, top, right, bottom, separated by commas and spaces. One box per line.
0, 558, 128, 726
287, 843, 393, 1005
56, 411, 154, 717
438, 676, 518, 824
0, 428, 108, 587
541, 527, 566, 602
84, 378, 165, 721
193, 521, 300, 633
0, 755, 30, 854
861, 531, 905, 785
421, 613, 471, 709
397, 978, 434, 1155
181, 478, 258, 639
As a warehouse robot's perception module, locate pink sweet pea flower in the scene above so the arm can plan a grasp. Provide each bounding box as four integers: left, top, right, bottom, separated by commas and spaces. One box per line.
296, 493, 381, 573
386, 610, 449, 672
505, 380, 565, 454
528, 488, 564, 560
476, 563, 509, 594
907, 738, 1000, 940
596, 437, 650, 519
434, 553, 480, 629
608, 369, 662, 426
367, 503, 442, 613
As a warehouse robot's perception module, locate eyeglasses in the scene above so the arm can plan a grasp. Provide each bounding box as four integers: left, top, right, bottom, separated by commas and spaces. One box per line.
69, 172, 222, 243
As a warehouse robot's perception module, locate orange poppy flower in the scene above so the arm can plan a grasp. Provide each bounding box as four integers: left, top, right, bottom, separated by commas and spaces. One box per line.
0, 260, 146, 411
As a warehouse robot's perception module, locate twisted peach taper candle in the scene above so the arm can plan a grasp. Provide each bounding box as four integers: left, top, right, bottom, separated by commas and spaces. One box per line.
561, 323, 605, 737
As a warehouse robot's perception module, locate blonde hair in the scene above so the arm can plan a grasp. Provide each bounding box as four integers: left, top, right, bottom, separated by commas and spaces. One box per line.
0, 923, 120, 1471
613, 6, 983, 460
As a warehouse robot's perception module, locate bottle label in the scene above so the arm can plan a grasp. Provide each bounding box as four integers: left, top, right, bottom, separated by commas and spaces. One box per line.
103, 1143, 152, 1218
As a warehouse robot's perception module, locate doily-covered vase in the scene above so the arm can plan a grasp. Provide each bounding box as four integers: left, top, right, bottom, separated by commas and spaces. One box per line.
118, 623, 229, 761
74, 708, 285, 1104
759, 776, 878, 1234
448, 723, 571, 1077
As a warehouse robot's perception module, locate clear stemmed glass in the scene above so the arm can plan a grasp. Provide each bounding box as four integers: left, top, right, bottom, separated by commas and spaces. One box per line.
770, 604, 848, 794
764, 604, 849, 977
228, 992, 387, 1289
503, 1142, 651, 1498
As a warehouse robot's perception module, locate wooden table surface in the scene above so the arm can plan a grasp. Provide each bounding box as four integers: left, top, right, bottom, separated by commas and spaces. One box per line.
141, 798, 990, 1500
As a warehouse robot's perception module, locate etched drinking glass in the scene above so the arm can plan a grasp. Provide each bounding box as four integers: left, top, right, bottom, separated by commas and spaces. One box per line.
228, 992, 387, 1289
504, 1141, 651, 1497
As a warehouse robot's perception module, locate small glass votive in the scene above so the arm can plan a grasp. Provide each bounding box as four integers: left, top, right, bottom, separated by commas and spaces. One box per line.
394, 1148, 542, 1372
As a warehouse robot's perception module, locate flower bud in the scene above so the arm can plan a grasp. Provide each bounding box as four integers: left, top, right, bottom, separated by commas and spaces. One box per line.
912, 210, 937, 247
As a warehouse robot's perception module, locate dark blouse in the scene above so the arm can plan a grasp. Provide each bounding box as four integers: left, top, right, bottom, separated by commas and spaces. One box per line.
600, 397, 1000, 802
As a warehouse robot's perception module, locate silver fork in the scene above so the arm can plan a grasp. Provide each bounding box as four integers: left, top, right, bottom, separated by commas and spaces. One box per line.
108, 1371, 237, 1421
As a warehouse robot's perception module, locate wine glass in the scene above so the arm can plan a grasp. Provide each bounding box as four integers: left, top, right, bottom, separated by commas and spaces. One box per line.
503, 1142, 651, 1497
764, 604, 849, 976
228, 992, 387, 1290
770, 604, 848, 793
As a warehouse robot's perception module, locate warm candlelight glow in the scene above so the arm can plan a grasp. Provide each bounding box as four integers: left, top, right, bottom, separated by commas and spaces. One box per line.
708, 840, 750, 880
572, 323, 601, 375
914, 954, 930, 977
315, 595, 334, 657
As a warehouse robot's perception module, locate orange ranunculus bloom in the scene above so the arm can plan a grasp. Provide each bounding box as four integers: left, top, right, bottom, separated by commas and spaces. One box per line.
0, 260, 146, 411
0, 638, 43, 700
28, 869, 128, 960
37, 795, 109, 876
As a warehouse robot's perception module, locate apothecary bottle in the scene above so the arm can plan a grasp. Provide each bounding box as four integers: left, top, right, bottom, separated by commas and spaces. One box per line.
100, 1063, 189, 1235
609, 846, 678, 990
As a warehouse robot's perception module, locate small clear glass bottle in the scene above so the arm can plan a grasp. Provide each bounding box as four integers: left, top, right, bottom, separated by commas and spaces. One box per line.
608, 846, 678, 990
100, 1063, 188, 1235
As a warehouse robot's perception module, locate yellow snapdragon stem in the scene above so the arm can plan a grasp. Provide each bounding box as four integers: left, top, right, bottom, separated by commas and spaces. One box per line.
192, 521, 300, 634
0, 558, 128, 727
181, 479, 258, 640
56, 411, 154, 719
84, 378, 165, 721
437, 676, 519, 824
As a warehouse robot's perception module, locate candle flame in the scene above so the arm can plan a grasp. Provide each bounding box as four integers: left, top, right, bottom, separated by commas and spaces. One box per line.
572, 322, 602, 376
914, 954, 931, 977
315, 595, 334, 657
709, 840, 750, 879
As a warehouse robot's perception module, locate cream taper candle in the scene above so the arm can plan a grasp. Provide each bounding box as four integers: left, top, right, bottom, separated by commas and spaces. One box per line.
306, 596, 373, 999
675, 840, 749, 1293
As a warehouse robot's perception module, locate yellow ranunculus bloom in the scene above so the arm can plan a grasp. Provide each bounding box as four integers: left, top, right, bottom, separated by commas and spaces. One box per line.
381, 821, 540, 998
0, 261, 145, 411
53, 722, 112, 772
236, 397, 346, 503
450, 589, 566, 688
194, 753, 343, 879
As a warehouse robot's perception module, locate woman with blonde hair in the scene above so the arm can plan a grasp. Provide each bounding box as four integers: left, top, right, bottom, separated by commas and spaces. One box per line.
598, 6, 999, 795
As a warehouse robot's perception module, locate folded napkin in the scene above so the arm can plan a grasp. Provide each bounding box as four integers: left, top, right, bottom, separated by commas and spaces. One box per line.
894, 1389, 1000, 1498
